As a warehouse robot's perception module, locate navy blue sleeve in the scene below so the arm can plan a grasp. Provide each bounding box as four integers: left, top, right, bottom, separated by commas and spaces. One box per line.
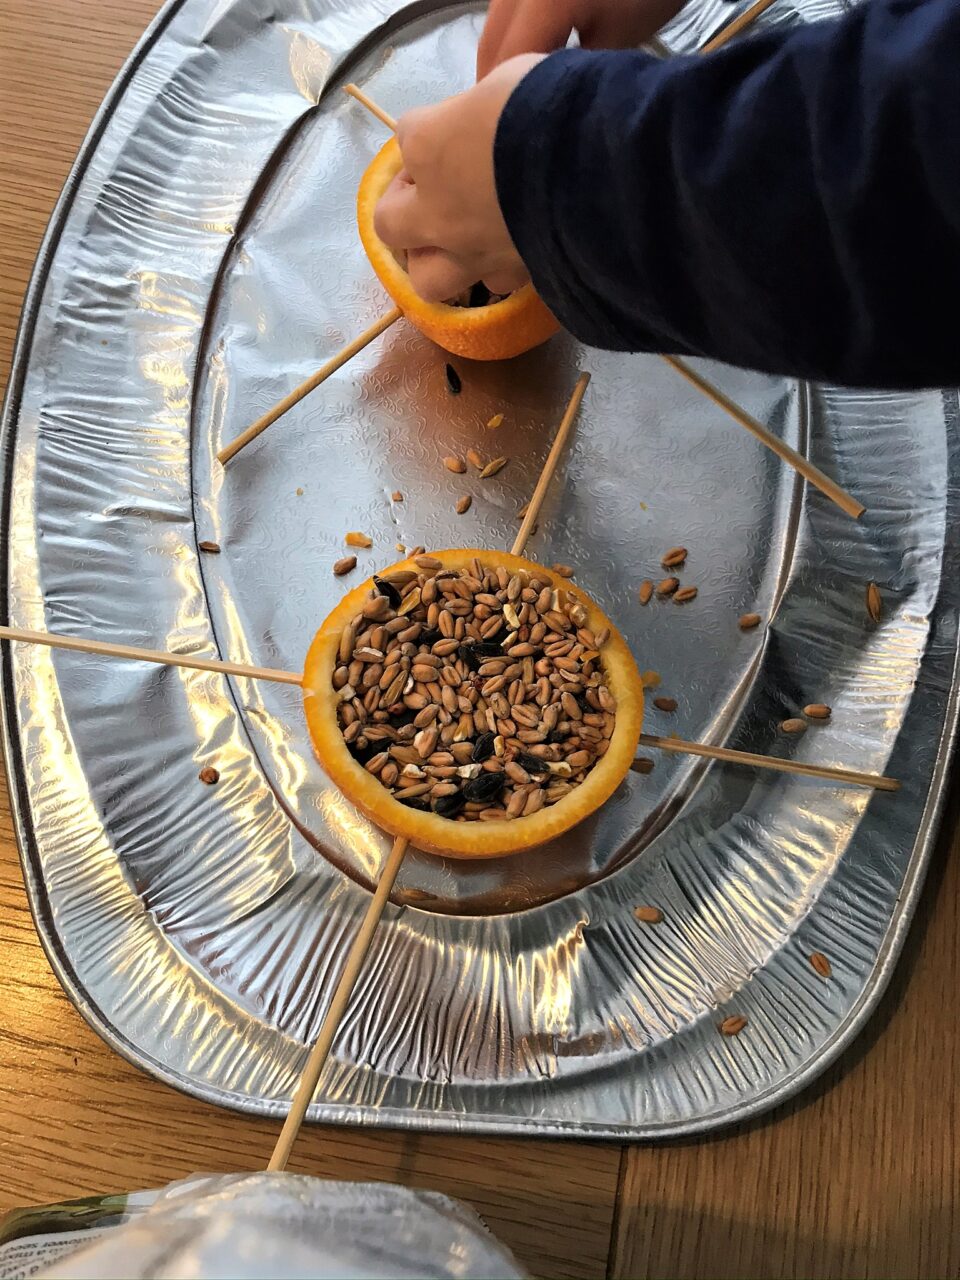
493, 0, 960, 388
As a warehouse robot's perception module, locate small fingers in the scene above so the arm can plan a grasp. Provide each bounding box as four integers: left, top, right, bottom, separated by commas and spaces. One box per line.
406, 247, 476, 303
482, 262, 532, 295
579, 0, 688, 48
374, 172, 433, 251
477, 0, 577, 78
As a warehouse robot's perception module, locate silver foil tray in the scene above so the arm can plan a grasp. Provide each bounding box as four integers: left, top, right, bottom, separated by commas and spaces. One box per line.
2, 0, 958, 1140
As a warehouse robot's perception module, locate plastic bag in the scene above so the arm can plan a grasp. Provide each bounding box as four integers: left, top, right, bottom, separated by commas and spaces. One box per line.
0, 1173, 525, 1280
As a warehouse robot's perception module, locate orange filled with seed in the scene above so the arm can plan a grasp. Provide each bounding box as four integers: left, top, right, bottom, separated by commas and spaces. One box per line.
304, 550, 643, 858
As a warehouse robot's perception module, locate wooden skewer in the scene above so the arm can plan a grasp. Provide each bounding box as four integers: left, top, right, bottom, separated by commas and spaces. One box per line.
267, 833, 408, 1171
0, 625, 302, 686
639, 733, 899, 791
344, 83, 397, 131
701, 0, 778, 52
512, 372, 590, 557
661, 356, 865, 520
218, 307, 403, 465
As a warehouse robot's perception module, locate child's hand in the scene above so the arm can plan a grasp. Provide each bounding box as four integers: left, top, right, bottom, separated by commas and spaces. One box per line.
373, 56, 543, 304
478, 0, 687, 77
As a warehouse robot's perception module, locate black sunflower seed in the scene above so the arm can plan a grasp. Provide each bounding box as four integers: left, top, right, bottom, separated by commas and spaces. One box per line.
398, 794, 430, 811
389, 710, 417, 729
348, 740, 379, 765
472, 731, 496, 762
373, 575, 402, 608
445, 363, 462, 394
546, 729, 567, 745
459, 644, 481, 671
433, 790, 466, 818
576, 691, 591, 713
474, 641, 504, 658
463, 771, 505, 803
516, 751, 549, 776
420, 628, 442, 645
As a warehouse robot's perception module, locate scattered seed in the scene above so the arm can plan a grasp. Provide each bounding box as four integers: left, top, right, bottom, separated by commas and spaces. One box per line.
392, 491, 403, 502
661, 547, 687, 569
444, 456, 467, 474
456, 495, 473, 515
739, 613, 761, 630
719, 1015, 747, 1036
551, 564, 575, 579
674, 586, 698, 604
633, 905, 663, 924
486, 413, 504, 430
631, 757, 655, 774
638, 580, 654, 605
653, 696, 677, 713
466, 448, 484, 471
781, 718, 807, 734
804, 703, 832, 720
198, 766, 219, 785
809, 951, 832, 978
866, 582, 882, 624
445, 363, 462, 394
657, 577, 679, 597
480, 456, 508, 479
296, 488, 304, 497
334, 556, 357, 576
198, 540, 221, 554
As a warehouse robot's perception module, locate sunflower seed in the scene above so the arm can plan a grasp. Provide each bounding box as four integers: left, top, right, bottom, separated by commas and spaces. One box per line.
334, 556, 357, 576
739, 612, 761, 630
456, 495, 473, 514
866, 581, 882, 623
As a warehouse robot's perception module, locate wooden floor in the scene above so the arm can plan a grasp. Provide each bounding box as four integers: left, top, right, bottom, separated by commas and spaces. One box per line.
0, 4, 957, 1276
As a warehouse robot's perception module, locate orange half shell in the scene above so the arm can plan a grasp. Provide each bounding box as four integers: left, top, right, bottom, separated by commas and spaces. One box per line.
303, 550, 643, 858
357, 138, 560, 362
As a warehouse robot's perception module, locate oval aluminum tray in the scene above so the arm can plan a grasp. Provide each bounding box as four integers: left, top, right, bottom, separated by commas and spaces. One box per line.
2, 0, 958, 1140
